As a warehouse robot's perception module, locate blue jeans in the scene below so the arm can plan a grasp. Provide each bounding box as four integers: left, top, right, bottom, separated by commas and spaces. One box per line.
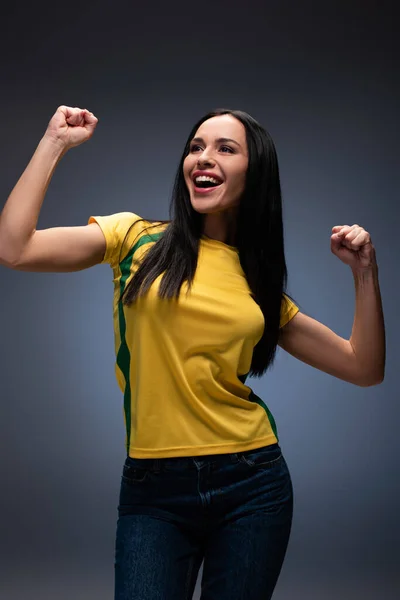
114, 443, 293, 600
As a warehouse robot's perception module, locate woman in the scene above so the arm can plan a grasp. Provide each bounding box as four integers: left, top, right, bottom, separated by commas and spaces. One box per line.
0, 106, 385, 599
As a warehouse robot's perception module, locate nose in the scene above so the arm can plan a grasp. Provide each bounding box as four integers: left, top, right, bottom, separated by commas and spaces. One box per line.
197, 148, 215, 168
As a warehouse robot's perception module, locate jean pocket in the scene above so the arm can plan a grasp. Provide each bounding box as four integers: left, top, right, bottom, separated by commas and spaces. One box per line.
121, 462, 150, 485
239, 443, 283, 468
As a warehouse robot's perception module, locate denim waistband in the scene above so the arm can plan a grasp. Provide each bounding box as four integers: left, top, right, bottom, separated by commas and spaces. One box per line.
124, 443, 280, 471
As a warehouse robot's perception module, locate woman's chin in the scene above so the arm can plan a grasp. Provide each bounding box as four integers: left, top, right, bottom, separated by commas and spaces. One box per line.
191, 202, 221, 215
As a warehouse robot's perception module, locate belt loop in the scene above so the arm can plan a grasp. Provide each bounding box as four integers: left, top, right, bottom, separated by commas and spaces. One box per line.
153, 458, 161, 473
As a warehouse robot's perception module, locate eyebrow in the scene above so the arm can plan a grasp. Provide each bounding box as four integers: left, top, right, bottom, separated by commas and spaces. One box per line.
191, 136, 242, 148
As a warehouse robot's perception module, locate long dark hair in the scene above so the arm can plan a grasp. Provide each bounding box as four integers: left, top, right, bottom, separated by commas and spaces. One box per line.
121, 109, 295, 377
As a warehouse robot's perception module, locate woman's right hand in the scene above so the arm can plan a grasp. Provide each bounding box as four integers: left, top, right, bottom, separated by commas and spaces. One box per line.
44, 105, 99, 150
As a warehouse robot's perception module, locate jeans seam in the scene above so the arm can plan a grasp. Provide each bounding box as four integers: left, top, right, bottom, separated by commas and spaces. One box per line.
241, 453, 283, 468
184, 555, 195, 600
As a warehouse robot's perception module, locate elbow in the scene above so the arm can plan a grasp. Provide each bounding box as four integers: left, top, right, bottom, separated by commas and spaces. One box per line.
0, 254, 15, 269
357, 370, 385, 387
0, 253, 19, 270
0, 243, 18, 269
359, 378, 384, 388
351, 352, 385, 387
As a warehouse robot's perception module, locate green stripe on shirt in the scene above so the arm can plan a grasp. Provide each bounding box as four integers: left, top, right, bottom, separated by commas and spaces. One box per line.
117, 232, 164, 453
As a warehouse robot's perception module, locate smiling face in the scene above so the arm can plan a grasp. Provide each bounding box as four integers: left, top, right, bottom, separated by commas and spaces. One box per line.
183, 114, 249, 216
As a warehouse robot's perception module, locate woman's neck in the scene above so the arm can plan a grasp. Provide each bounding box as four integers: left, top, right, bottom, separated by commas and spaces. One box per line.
202, 209, 238, 246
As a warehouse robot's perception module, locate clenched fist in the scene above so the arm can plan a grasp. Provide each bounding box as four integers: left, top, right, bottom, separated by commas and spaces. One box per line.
44, 105, 98, 150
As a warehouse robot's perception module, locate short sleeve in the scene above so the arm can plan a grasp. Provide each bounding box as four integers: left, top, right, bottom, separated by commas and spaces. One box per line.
280, 294, 299, 328
88, 212, 143, 267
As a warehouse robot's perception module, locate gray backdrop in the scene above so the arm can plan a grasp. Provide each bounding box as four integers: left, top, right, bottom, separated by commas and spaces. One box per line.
1, 1, 398, 599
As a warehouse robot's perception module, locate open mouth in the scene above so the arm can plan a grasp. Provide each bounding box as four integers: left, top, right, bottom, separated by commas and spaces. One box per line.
192, 175, 223, 191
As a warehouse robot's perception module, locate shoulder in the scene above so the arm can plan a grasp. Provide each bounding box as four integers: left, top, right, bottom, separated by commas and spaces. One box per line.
89, 211, 142, 232
280, 294, 300, 328
89, 212, 168, 239
88, 212, 169, 266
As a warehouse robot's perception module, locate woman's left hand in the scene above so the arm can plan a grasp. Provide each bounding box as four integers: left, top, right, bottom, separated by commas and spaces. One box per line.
331, 224, 376, 271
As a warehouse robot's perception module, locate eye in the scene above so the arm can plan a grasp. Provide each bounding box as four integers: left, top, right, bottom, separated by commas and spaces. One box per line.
220, 145, 234, 154
190, 144, 202, 153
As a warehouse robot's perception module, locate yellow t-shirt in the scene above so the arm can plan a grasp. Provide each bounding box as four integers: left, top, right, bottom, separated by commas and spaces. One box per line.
89, 212, 299, 458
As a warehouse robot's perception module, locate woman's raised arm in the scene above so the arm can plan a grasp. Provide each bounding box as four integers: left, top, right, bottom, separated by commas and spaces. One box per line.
0, 106, 106, 272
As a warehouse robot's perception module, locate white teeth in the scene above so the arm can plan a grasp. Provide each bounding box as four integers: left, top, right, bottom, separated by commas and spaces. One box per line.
194, 175, 221, 185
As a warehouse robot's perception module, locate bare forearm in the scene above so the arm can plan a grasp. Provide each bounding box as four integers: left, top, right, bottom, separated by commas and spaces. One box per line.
0, 136, 66, 264
349, 264, 385, 385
